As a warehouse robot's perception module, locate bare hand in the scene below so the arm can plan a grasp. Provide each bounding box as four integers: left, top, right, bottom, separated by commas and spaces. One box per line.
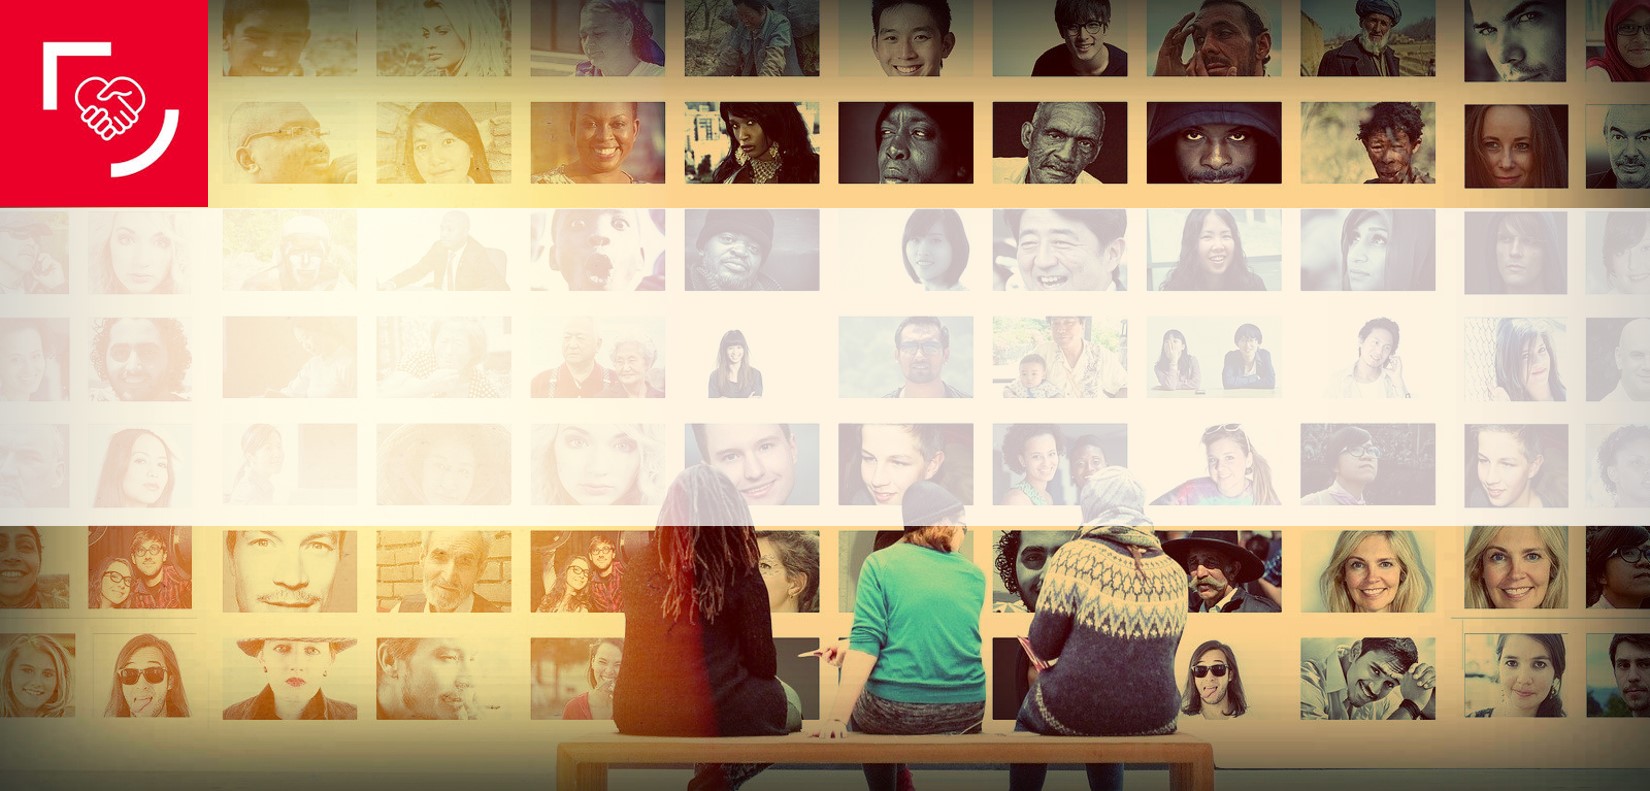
1400, 661, 1435, 704
810, 718, 850, 740
819, 640, 849, 668
1155, 13, 1196, 76
32, 253, 66, 291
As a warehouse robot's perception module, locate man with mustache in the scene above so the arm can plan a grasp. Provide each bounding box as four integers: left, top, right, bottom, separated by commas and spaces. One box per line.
226, 530, 347, 612
1604, 634, 1650, 717
1602, 318, 1650, 402
0, 424, 68, 509
991, 530, 1075, 612
1588, 105, 1650, 189
228, 102, 355, 183
224, 638, 358, 720
1358, 102, 1432, 184
546, 208, 663, 291
391, 530, 502, 613
1301, 637, 1435, 719
1468, 0, 1565, 82
1302, 426, 1383, 505
376, 637, 484, 719
379, 211, 506, 291
1163, 531, 1280, 613
883, 316, 968, 398
1316, 0, 1404, 77
687, 209, 782, 291
1146, 101, 1281, 184
1155, 0, 1272, 77
992, 102, 1106, 184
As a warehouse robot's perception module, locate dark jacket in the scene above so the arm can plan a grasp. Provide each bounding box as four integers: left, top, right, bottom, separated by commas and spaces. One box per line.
223, 686, 358, 720
1316, 38, 1399, 77
384, 239, 507, 291
712, 151, 820, 184
1194, 587, 1281, 613
393, 593, 502, 612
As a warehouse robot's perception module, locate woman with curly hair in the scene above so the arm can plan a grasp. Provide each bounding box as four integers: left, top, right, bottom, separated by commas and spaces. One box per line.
377, 423, 510, 506
710, 102, 819, 184
1465, 105, 1568, 189
105, 633, 190, 718
999, 424, 1064, 506
534, 423, 663, 506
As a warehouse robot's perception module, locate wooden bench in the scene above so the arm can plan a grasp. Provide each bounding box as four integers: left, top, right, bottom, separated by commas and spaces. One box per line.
556, 732, 1213, 791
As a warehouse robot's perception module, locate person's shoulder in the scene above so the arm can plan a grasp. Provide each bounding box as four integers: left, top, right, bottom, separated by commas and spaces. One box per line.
1030, 45, 1070, 76
1588, 170, 1618, 188
222, 693, 260, 719
327, 697, 359, 719
1103, 44, 1128, 76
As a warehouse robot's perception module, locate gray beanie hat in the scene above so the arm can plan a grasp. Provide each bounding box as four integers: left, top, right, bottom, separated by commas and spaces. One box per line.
1078, 466, 1152, 528
902, 480, 963, 530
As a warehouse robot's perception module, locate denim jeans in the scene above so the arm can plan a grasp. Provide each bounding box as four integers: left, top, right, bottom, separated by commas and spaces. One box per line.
1005, 693, 1124, 791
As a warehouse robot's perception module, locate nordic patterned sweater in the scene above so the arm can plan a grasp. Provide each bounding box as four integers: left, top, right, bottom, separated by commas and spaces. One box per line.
1023, 529, 1187, 735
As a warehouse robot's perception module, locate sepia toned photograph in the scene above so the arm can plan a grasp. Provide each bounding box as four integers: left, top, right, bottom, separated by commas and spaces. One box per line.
1586, 104, 1650, 189
376, 316, 510, 399
223, 636, 363, 720
1149, 423, 1284, 506
1299, 209, 1436, 291
1146, 0, 1282, 76
1302, 0, 1434, 76
226, 102, 357, 184
530, 315, 666, 398
1162, 529, 1282, 613
87, 211, 199, 294
221, 0, 356, 76
529, 0, 666, 76
89, 526, 192, 610
991, 0, 1130, 76
839, 101, 973, 184
222, 316, 357, 399
92, 426, 191, 509
838, 423, 972, 507
0, 425, 68, 509
1465, 0, 1564, 81
991, 423, 1126, 507
837, 208, 983, 292
530, 530, 631, 613
531, 637, 624, 719
1587, 424, 1650, 508
1464, 525, 1569, 609
1300, 636, 1436, 719
98, 633, 193, 718
222, 423, 356, 506
991, 102, 1125, 184
376, 530, 510, 613
684, 102, 821, 184
1587, 0, 1650, 82
1586, 526, 1650, 609
530, 208, 666, 292
1586, 633, 1650, 716
1147, 102, 1282, 183
377, 102, 509, 184
0, 318, 67, 402
223, 528, 356, 612
1464, 104, 1569, 189
0, 526, 69, 609
1301, 530, 1435, 613
1463, 317, 1568, 402
1300, 102, 1435, 184
1588, 210, 1650, 295
991, 210, 1128, 291
1146, 208, 1280, 290
88, 317, 192, 402
684, 208, 819, 290
1300, 424, 1436, 506
686, 424, 821, 506
839, 316, 973, 399
376, 636, 509, 719
532, 423, 667, 507
1463, 211, 1567, 294
376, 423, 510, 506
222, 209, 356, 291
531, 101, 666, 184
1463, 633, 1568, 717
377, 0, 510, 75
994, 316, 1127, 398
1319, 315, 1420, 399
756, 531, 820, 613
371, 209, 510, 291
1465, 424, 1569, 508
1144, 316, 1281, 396
0, 633, 75, 717
839, 0, 973, 77
0, 211, 69, 295
683, 0, 820, 76
1587, 317, 1650, 401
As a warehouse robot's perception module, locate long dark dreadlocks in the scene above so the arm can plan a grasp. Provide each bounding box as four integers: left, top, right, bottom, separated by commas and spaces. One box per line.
655, 464, 760, 625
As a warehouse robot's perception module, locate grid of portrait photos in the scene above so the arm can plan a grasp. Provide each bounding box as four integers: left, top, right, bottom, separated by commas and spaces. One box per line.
0, 0, 1646, 776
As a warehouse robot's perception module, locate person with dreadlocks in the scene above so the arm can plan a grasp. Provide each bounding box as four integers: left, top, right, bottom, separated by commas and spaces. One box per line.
613, 464, 800, 791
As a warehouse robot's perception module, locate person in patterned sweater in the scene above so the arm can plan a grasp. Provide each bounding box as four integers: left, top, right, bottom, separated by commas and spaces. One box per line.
1007, 466, 1187, 791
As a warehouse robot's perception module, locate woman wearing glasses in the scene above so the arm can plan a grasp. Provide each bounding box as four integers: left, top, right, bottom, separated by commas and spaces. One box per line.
1586, 525, 1650, 609
89, 556, 134, 609
1586, 1, 1650, 82
105, 634, 189, 718
1181, 640, 1247, 720
1152, 424, 1281, 506
1318, 530, 1433, 614
1030, 1, 1128, 76
1301, 426, 1382, 506
535, 554, 594, 613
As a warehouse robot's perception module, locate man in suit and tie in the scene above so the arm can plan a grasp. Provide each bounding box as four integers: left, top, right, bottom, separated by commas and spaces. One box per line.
380, 211, 506, 291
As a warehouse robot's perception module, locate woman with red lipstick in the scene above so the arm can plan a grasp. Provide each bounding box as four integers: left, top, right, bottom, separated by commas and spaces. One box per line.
223, 638, 358, 720
1469, 633, 1567, 717
1465, 104, 1568, 189
1489, 318, 1568, 401
105, 634, 189, 718
709, 102, 819, 184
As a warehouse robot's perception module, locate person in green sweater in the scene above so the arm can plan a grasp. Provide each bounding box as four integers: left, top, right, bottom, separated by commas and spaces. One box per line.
813, 480, 985, 791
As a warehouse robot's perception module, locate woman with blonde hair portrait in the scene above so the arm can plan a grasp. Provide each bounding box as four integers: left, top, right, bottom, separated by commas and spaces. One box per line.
1152, 424, 1280, 506
1468, 633, 1567, 718
1465, 526, 1568, 609
534, 423, 664, 507
2, 634, 73, 717
89, 556, 133, 610
90, 212, 187, 294
416, 0, 509, 76
104, 634, 189, 718
1318, 530, 1432, 613
1464, 104, 1568, 189
400, 102, 495, 184
1489, 318, 1567, 402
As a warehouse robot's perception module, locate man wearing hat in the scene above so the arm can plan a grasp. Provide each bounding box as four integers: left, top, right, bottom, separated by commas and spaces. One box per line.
687, 209, 782, 291
224, 637, 358, 720
1146, 102, 1281, 184
0, 212, 67, 295
1316, 1, 1404, 77
1302, 426, 1381, 505
1163, 531, 1281, 613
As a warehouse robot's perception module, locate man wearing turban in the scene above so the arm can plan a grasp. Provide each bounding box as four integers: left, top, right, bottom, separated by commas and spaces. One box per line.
1316, 0, 1403, 77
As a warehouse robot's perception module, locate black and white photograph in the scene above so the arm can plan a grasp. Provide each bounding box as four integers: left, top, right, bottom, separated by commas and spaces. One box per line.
1463, 633, 1569, 718
1301, 0, 1435, 76
1146, 0, 1283, 76
1299, 208, 1436, 291
222, 528, 357, 612
684, 208, 819, 290
0, 633, 75, 717
839, 316, 973, 399
992, 101, 1127, 185
530, 530, 631, 614
837, 423, 972, 507
990, 529, 1077, 613
1464, 0, 1565, 81
222, 317, 357, 399
221, 209, 356, 291
529, 208, 666, 292
377, 0, 510, 75
994, 316, 1127, 398
531, 637, 624, 719
375, 637, 511, 719
1465, 424, 1569, 508
1587, 210, 1650, 295
1586, 526, 1650, 610
0, 424, 68, 509
1300, 424, 1436, 506
1143, 316, 1278, 397
1586, 633, 1650, 716
1588, 317, 1650, 402
685, 424, 821, 506
991, 209, 1129, 292
96, 633, 195, 718
375, 316, 510, 399
1300, 101, 1436, 183
1464, 104, 1569, 189
684, 101, 822, 184
221, 423, 356, 506
529, 0, 666, 76
529, 315, 667, 398
87, 211, 199, 294
376, 423, 511, 507
222, 0, 356, 76
532, 423, 667, 507
1146, 209, 1281, 291
1463, 525, 1569, 610
0, 526, 69, 609
92, 425, 191, 510
1586, 104, 1650, 189
1302, 530, 1435, 613
1300, 636, 1436, 719
0, 318, 67, 402
223, 636, 364, 720
1588, 424, 1650, 508
1463, 211, 1567, 294
838, 101, 974, 184
226, 102, 357, 184
371, 209, 512, 290
1463, 317, 1569, 402
991, 0, 1130, 76
755, 531, 820, 613
376, 102, 510, 184
839, 0, 973, 77
530, 101, 666, 184
0, 211, 69, 295
683, 0, 820, 76
838, 208, 986, 292
88, 526, 193, 610
88, 317, 192, 402
991, 423, 1126, 507
376, 530, 510, 613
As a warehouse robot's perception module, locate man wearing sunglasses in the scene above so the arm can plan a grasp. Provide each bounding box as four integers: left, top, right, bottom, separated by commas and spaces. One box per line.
1302, 426, 1382, 506
227, 101, 356, 184
883, 316, 969, 398
224, 637, 358, 720
1163, 530, 1280, 613
1301, 636, 1435, 720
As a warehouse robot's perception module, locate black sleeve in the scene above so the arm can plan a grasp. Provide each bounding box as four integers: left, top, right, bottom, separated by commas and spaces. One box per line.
734, 574, 779, 678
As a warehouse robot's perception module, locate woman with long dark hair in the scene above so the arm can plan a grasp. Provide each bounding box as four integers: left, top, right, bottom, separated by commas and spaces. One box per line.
402, 102, 494, 184
710, 102, 818, 184
1464, 105, 1568, 189
94, 429, 177, 508
1160, 209, 1265, 291
1154, 329, 1200, 391
1489, 318, 1567, 401
1468, 633, 1567, 718
707, 329, 764, 398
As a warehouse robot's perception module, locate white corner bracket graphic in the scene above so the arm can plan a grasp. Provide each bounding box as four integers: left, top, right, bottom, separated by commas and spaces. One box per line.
43, 41, 180, 178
